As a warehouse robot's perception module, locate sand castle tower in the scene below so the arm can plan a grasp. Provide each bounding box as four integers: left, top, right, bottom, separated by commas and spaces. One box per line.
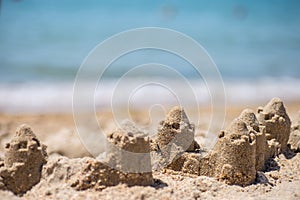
238, 109, 267, 171
207, 119, 257, 186
145, 106, 201, 174
238, 109, 260, 132
257, 98, 291, 157
72, 121, 153, 191
105, 120, 152, 174
156, 106, 199, 164
0, 125, 47, 194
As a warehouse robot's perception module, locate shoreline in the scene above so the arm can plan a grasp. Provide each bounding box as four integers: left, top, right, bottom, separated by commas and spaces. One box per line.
1, 77, 300, 113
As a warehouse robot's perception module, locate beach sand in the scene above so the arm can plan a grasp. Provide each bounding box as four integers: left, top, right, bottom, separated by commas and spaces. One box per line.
0, 101, 299, 199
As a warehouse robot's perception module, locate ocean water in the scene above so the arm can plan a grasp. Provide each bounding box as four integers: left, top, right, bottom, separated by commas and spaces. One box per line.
0, 0, 300, 112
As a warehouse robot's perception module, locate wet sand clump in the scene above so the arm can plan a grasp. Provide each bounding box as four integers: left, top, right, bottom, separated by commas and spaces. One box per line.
0, 125, 47, 195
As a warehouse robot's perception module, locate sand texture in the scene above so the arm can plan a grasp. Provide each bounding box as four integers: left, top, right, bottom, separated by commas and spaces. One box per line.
0, 99, 299, 199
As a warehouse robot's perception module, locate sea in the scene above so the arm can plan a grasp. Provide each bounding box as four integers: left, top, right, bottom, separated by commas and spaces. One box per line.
0, 0, 300, 112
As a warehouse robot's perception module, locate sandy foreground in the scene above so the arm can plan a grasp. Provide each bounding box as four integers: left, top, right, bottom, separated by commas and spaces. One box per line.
0, 102, 299, 200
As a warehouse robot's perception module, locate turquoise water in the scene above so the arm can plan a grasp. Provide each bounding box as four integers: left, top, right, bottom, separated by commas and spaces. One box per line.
0, 0, 300, 82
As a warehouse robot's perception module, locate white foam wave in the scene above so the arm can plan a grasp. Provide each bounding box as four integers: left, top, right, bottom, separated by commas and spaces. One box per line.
0, 77, 299, 113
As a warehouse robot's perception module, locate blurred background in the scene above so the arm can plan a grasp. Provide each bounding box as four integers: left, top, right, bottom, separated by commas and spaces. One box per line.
0, 0, 300, 112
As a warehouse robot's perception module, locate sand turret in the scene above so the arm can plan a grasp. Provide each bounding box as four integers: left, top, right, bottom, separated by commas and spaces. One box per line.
156, 107, 199, 164
72, 121, 153, 191
257, 98, 291, 157
257, 98, 291, 149
214, 119, 256, 185
238, 109, 267, 171
147, 106, 201, 172
105, 120, 152, 173
238, 109, 260, 132
201, 118, 256, 186
0, 125, 47, 195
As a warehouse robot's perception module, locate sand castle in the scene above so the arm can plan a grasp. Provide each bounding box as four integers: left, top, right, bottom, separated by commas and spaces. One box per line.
0, 98, 297, 195
72, 121, 153, 190
151, 98, 293, 186
150, 107, 259, 185
289, 111, 300, 152
0, 125, 47, 195
200, 98, 291, 186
